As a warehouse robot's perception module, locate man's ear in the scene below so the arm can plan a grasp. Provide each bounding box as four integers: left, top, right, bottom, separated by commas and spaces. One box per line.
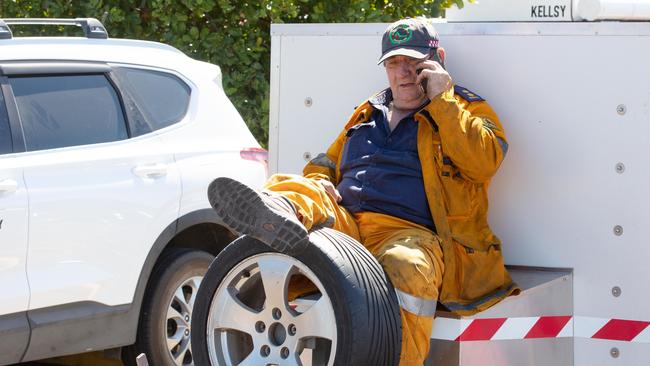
437, 47, 446, 65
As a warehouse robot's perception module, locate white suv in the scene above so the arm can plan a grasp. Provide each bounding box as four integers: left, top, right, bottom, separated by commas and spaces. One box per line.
0, 18, 266, 365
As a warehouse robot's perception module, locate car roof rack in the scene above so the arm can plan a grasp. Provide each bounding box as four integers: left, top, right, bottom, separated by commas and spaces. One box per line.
0, 18, 108, 40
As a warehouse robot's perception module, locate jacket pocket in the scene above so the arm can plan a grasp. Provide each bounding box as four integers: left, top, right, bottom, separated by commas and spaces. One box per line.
440, 169, 474, 219
345, 120, 375, 137
340, 122, 376, 169
453, 241, 506, 301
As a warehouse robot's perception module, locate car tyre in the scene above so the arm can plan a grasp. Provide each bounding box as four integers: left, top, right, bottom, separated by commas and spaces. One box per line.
124, 248, 214, 366
192, 227, 401, 366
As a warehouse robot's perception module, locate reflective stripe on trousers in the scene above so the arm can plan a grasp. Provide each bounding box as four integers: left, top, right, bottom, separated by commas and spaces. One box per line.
395, 288, 438, 317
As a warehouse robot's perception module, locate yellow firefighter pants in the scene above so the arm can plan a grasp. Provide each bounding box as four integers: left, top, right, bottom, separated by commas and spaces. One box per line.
265, 174, 444, 366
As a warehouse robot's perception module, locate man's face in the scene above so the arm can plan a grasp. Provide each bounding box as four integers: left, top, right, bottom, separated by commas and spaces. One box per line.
384, 55, 427, 109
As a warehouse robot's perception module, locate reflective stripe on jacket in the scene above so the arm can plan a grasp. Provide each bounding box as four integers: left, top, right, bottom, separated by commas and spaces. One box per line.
303, 86, 519, 315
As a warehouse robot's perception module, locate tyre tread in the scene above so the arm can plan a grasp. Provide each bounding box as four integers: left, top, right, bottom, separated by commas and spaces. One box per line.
310, 228, 401, 365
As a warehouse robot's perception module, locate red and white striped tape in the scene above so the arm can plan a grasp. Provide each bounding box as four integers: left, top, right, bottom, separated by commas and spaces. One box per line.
431, 316, 650, 342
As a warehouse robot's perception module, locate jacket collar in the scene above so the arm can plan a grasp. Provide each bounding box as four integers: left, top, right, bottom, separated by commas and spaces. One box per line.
369, 88, 430, 113
369, 88, 435, 128
368, 88, 393, 107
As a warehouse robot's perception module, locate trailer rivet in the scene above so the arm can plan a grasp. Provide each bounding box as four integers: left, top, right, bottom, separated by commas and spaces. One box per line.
610, 347, 620, 358
615, 163, 625, 174
612, 286, 622, 297
613, 225, 623, 236
304, 97, 313, 107
617, 104, 626, 115
303, 152, 312, 161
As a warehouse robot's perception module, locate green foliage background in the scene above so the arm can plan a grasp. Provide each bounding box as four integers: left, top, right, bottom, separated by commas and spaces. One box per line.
0, 0, 466, 147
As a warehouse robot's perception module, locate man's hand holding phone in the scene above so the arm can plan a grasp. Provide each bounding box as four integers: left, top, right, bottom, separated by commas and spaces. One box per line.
415, 59, 453, 100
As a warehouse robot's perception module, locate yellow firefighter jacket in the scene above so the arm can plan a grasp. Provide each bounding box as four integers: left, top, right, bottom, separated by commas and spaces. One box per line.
303, 86, 519, 315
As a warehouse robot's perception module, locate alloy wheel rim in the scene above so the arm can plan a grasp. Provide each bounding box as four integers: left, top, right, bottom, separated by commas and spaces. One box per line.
166, 275, 202, 365
206, 253, 337, 366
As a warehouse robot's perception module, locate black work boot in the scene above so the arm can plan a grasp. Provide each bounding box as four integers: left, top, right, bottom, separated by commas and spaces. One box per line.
207, 177, 309, 255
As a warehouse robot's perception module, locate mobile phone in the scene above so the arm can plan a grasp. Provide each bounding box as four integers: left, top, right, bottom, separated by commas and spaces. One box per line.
417, 67, 427, 91
417, 50, 444, 92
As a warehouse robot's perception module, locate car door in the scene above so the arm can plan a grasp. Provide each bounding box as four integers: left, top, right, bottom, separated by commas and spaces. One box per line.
3, 64, 181, 317
0, 78, 30, 364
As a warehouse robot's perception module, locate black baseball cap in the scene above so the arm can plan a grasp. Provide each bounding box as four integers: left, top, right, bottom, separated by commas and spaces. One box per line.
378, 18, 440, 65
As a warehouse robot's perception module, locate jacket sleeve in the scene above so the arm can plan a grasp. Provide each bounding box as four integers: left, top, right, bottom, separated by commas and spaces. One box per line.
302, 129, 346, 183
425, 88, 508, 183
302, 102, 372, 183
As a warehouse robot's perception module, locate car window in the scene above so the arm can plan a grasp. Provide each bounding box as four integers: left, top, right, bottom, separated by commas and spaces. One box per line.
0, 89, 12, 154
113, 68, 190, 135
9, 74, 128, 152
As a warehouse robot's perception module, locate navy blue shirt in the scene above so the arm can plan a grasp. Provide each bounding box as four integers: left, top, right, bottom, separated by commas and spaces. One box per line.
337, 89, 436, 230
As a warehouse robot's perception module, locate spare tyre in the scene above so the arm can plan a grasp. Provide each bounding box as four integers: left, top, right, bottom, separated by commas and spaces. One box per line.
192, 227, 402, 366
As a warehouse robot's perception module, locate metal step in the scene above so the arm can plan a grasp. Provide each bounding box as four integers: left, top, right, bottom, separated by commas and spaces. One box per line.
426, 266, 573, 365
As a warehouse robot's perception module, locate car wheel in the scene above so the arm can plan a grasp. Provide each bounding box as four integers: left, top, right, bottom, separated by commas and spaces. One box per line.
192, 227, 401, 366
125, 248, 214, 366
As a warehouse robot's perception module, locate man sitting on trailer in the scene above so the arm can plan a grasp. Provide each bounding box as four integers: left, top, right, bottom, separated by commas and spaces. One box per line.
209, 17, 517, 365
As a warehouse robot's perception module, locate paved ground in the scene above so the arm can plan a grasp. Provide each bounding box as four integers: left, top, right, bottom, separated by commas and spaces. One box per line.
12, 351, 123, 366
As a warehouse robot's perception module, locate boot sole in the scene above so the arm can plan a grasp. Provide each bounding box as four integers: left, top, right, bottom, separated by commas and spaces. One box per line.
207, 177, 309, 255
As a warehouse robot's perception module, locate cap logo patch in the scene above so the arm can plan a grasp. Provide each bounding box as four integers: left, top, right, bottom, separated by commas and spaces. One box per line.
389, 24, 413, 45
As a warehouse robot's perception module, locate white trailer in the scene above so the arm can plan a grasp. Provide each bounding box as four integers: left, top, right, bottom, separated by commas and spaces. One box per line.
269, 1, 650, 364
